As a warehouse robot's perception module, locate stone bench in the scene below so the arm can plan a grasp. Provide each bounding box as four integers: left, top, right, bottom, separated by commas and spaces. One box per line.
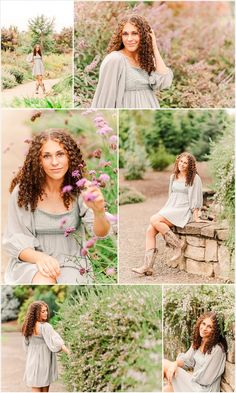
172, 221, 234, 282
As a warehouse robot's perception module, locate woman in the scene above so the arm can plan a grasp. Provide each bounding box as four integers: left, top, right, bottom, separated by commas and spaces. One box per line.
32, 44, 45, 94
3, 129, 110, 284
163, 312, 227, 392
22, 300, 70, 392
91, 14, 173, 109
132, 152, 203, 275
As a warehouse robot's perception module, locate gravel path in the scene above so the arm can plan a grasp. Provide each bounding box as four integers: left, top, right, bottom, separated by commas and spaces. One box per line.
119, 165, 225, 285
1, 78, 60, 106
1, 329, 67, 392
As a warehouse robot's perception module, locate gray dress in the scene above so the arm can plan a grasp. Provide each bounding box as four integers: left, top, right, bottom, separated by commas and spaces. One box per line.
32, 54, 44, 76
172, 345, 226, 392
91, 51, 173, 108
3, 185, 96, 284
23, 322, 64, 388
158, 174, 203, 228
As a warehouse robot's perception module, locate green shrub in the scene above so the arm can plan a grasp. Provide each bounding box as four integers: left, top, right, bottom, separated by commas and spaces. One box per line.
58, 285, 162, 392
124, 146, 148, 180
164, 285, 235, 360
9, 67, 24, 84
2, 69, 17, 89
149, 143, 175, 170
119, 185, 145, 205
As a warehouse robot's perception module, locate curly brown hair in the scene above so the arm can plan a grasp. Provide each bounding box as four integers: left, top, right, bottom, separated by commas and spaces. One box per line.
107, 14, 155, 75
192, 311, 228, 354
173, 152, 197, 186
10, 129, 86, 211
22, 301, 49, 338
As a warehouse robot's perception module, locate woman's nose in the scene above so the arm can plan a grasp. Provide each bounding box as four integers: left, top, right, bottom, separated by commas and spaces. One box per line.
51, 155, 59, 165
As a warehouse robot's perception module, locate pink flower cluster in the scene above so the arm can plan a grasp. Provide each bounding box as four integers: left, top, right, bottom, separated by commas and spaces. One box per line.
64, 227, 76, 237
80, 236, 97, 257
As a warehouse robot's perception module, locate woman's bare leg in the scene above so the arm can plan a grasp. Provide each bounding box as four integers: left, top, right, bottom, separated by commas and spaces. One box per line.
32, 271, 56, 284
35, 76, 40, 93
145, 224, 158, 251
32, 387, 42, 392
42, 386, 49, 392
38, 75, 45, 93
150, 214, 173, 235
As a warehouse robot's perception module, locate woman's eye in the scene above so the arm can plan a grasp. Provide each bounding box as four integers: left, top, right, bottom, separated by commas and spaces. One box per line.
57, 152, 64, 157
43, 154, 50, 159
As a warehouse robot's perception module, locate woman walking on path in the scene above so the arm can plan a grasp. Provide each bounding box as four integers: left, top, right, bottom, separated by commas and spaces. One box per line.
31, 44, 46, 95
22, 300, 70, 392
163, 311, 227, 392
132, 152, 203, 275
92, 14, 173, 109
3, 129, 110, 284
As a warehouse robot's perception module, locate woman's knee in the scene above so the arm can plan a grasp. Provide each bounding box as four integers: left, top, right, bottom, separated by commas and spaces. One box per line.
32, 272, 56, 284
146, 224, 157, 236
150, 214, 161, 227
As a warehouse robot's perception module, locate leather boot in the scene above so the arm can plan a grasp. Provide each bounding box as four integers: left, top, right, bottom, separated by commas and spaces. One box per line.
164, 229, 186, 262
132, 248, 158, 276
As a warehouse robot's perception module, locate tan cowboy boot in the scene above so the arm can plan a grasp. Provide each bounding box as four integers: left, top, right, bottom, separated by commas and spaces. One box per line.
132, 248, 158, 276
164, 229, 186, 262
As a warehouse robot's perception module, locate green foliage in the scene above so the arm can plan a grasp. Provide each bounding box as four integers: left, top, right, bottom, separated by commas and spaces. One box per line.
10, 94, 72, 108
53, 27, 73, 54
164, 285, 235, 359
124, 146, 148, 180
1, 26, 18, 51
1, 68, 17, 88
149, 143, 174, 170
57, 286, 162, 392
28, 15, 55, 53
119, 185, 145, 205
208, 120, 235, 251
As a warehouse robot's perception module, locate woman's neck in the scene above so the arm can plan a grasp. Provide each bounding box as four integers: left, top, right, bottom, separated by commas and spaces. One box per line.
121, 48, 139, 62
44, 178, 63, 194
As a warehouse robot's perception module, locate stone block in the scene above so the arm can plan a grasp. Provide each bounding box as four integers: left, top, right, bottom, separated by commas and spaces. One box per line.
221, 378, 234, 392
214, 245, 231, 279
201, 224, 217, 238
216, 229, 229, 241
205, 239, 218, 262
183, 222, 211, 235
186, 235, 205, 247
227, 339, 235, 364
186, 259, 214, 277
185, 245, 205, 261
223, 361, 235, 390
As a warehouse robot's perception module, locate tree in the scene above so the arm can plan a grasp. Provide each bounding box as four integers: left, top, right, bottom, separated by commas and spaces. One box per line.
28, 15, 55, 53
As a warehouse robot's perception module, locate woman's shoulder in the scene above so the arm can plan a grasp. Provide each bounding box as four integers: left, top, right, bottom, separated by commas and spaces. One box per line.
193, 173, 202, 183
102, 51, 125, 66
10, 184, 20, 200
211, 344, 225, 355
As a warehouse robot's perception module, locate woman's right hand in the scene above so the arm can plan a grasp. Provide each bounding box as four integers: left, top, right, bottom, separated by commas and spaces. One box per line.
36, 254, 60, 279
166, 361, 178, 383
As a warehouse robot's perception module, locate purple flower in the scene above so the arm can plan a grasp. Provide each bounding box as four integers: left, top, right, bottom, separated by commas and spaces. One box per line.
89, 170, 97, 175
62, 185, 73, 193
59, 217, 67, 228
93, 149, 102, 159
72, 170, 80, 177
80, 248, 88, 256
84, 56, 99, 73
85, 237, 97, 248
64, 227, 76, 237
99, 160, 111, 168
109, 135, 118, 144
98, 173, 110, 183
96, 126, 113, 135
105, 212, 118, 223
106, 267, 116, 276
76, 178, 87, 188
79, 267, 86, 275
84, 192, 97, 202
78, 39, 87, 50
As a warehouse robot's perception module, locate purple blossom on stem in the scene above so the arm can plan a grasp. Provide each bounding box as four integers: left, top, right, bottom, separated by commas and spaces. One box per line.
109, 135, 118, 144
64, 227, 76, 237
80, 248, 88, 256
76, 178, 87, 188
84, 193, 97, 202
79, 267, 86, 275
98, 173, 110, 183
59, 217, 68, 228
85, 237, 97, 248
106, 267, 116, 276
62, 185, 73, 193
72, 170, 80, 177
84, 56, 99, 73
89, 170, 97, 175
96, 125, 113, 136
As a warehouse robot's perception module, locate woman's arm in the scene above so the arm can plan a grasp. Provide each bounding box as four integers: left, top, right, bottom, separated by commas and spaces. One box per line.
150, 29, 169, 74
19, 248, 60, 279
166, 359, 185, 383
61, 344, 71, 356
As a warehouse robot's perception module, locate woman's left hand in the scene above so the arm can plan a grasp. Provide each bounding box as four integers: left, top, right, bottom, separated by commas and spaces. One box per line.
150, 28, 158, 51
82, 182, 105, 214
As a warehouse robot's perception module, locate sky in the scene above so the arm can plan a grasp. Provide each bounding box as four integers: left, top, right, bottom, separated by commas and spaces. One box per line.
1, 0, 73, 32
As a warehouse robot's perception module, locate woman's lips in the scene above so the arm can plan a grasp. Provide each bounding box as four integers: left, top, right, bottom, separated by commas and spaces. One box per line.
50, 168, 63, 172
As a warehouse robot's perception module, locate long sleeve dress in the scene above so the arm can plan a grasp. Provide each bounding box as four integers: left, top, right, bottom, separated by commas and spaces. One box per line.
91, 51, 173, 109
172, 345, 226, 392
23, 322, 64, 388
158, 174, 203, 228
3, 185, 97, 284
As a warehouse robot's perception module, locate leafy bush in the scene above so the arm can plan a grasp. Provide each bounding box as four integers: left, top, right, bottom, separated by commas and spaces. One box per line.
149, 143, 174, 170
8, 67, 24, 84
163, 285, 235, 359
2, 68, 17, 89
124, 146, 148, 180
208, 122, 235, 251
58, 286, 162, 392
119, 185, 145, 205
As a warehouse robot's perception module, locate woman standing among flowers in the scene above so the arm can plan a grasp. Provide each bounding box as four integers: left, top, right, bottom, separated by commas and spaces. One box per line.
132, 152, 203, 275
31, 44, 46, 95
22, 300, 70, 392
163, 311, 227, 392
3, 129, 110, 284
92, 14, 173, 108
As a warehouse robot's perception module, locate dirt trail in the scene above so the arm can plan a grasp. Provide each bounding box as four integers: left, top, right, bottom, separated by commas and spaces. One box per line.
119, 164, 225, 284
1, 79, 60, 106
1, 329, 67, 392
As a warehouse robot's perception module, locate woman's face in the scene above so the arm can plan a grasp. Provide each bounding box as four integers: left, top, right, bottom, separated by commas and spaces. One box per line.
35, 45, 40, 52
41, 139, 69, 182
178, 156, 189, 173
121, 22, 140, 53
39, 305, 48, 321
199, 317, 214, 340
